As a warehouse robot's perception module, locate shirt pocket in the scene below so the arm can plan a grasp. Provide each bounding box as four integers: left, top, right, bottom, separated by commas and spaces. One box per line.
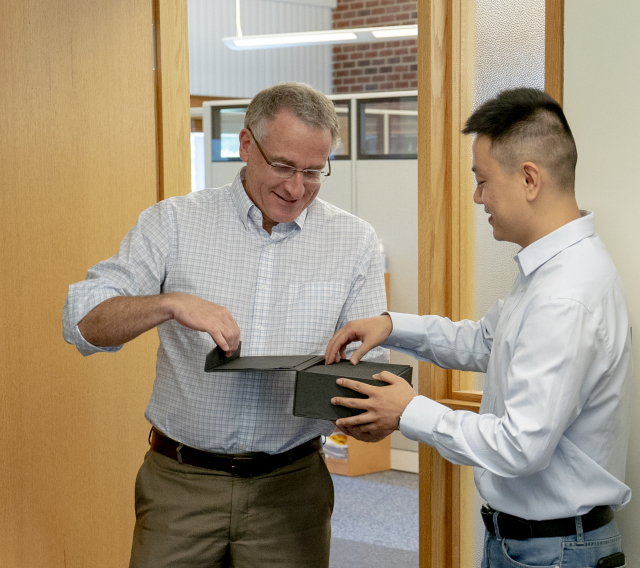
286, 281, 349, 348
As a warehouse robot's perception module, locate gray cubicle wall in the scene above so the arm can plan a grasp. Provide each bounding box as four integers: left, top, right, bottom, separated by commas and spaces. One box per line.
197, 92, 419, 470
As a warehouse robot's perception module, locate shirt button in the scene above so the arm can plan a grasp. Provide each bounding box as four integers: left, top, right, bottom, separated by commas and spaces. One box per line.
256, 326, 264, 331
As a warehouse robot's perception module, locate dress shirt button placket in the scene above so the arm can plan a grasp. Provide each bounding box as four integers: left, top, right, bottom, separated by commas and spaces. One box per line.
248, 240, 276, 354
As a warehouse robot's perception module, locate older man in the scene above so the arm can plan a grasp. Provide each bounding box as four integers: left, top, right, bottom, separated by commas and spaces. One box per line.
63, 82, 388, 568
326, 88, 631, 568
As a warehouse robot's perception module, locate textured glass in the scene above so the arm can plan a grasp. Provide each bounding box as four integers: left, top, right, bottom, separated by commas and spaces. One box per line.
472, 0, 545, 391
473, 0, 545, 106
469, 2, 545, 566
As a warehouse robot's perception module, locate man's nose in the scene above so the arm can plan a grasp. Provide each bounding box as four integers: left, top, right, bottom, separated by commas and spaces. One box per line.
283, 171, 306, 199
473, 185, 483, 205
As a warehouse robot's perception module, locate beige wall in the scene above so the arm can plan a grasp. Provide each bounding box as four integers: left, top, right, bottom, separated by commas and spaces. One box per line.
564, 0, 640, 561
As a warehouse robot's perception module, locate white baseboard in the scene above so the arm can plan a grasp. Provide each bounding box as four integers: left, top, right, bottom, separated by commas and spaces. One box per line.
390, 448, 419, 473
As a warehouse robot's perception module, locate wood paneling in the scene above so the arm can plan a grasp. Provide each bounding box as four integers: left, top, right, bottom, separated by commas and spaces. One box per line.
417, 1, 458, 566
545, 0, 564, 105
190, 95, 238, 107
0, 1, 188, 565
154, 0, 191, 200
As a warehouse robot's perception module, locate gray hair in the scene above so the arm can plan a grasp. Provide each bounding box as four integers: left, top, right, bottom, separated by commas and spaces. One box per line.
244, 82, 341, 151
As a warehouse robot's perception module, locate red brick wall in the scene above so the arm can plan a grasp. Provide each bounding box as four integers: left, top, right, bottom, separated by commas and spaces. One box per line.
333, 0, 418, 94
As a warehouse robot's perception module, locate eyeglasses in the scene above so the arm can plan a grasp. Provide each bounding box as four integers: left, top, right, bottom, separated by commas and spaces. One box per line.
248, 129, 331, 184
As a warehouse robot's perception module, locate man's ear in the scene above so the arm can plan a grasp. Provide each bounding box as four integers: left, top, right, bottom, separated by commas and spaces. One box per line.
238, 129, 252, 163
522, 162, 542, 202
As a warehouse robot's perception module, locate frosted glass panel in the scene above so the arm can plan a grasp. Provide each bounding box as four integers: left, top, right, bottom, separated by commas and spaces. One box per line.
472, 0, 545, 394
474, 0, 545, 106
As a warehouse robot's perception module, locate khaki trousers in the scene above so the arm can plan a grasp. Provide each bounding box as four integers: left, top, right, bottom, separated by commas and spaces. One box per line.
129, 446, 334, 568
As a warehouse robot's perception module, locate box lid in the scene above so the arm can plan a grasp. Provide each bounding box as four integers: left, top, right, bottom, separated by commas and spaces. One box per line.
205, 344, 324, 373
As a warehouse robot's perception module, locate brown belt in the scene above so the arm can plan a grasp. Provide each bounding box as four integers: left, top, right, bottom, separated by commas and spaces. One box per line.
481, 504, 614, 540
149, 428, 322, 477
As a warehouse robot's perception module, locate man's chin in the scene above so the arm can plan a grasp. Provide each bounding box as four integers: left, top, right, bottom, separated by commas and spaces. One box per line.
269, 207, 304, 224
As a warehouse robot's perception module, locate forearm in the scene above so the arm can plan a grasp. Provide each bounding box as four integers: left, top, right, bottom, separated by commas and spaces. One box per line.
78, 294, 175, 347
383, 312, 491, 372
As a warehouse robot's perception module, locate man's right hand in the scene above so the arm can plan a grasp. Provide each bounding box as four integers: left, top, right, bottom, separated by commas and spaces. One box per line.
78, 293, 241, 356
169, 293, 240, 356
324, 314, 393, 365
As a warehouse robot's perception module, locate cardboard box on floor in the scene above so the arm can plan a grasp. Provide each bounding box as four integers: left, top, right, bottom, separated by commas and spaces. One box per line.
324, 432, 391, 477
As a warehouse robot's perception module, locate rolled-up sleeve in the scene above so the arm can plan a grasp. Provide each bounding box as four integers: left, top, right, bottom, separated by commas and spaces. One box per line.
62, 201, 173, 356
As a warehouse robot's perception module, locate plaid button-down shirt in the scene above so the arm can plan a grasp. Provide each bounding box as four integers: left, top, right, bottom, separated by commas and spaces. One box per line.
63, 169, 388, 453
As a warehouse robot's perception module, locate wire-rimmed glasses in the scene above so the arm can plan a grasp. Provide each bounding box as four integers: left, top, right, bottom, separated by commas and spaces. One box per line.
248, 129, 331, 184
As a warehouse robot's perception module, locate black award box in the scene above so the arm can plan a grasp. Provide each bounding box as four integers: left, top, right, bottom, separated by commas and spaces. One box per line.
204, 343, 413, 421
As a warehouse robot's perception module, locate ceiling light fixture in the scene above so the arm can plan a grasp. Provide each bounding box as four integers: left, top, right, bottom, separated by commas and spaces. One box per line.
223, 24, 417, 50
225, 1, 417, 51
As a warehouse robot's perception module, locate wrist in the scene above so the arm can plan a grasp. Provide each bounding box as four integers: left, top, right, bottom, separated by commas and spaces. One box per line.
396, 395, 417, 430
381, 312, 393, 335
162, 292, 185, 321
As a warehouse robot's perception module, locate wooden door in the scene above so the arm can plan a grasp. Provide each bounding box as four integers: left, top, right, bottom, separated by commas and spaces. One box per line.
0, 0, 189, 566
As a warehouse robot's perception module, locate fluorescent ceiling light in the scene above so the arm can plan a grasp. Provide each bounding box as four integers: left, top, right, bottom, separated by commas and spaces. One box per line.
372, 27, 418, 38
223, 25, 417, 51
229, 31, 357, 49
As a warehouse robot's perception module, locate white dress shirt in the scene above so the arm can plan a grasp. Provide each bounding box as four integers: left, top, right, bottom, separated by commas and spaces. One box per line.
386, 211, 632, 520
63, 169, 388, 454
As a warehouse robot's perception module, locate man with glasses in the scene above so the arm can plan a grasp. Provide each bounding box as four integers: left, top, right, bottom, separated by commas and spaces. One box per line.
63, 82, 388, 568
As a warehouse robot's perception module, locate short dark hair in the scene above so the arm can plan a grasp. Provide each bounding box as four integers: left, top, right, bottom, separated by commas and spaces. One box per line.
245, 82, 341, 151
463, 88, 578, 191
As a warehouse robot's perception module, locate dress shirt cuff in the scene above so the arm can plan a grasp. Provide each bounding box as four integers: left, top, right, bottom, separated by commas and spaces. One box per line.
69, 324, 122, 356
399, 395, 452, 447
382, 312, 425, 350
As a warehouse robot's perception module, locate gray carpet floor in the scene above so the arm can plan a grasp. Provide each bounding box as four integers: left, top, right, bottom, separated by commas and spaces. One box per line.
329, 470, 419, 568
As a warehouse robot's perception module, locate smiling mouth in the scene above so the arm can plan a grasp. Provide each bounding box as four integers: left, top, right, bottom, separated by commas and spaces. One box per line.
275, 193, 298, 203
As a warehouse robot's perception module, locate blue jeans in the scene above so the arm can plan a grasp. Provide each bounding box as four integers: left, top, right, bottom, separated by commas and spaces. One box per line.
481, 519, 624, 568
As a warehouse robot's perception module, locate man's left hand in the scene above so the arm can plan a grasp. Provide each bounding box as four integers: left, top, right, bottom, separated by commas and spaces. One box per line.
331, 371, 418, 435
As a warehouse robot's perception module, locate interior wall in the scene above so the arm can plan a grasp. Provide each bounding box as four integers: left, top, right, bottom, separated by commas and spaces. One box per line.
188, 0, 333, 97
563, 0, 640, 561
0, 1, 165, 565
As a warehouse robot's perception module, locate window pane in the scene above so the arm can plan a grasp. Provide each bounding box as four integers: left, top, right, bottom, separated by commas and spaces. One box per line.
332, 101, 350, 158
358, 97, 418, 159
212, 107, 247, 161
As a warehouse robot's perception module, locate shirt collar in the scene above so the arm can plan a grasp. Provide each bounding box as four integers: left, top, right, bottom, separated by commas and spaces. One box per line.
230, 167, 309, 233
516, 210, 595, 276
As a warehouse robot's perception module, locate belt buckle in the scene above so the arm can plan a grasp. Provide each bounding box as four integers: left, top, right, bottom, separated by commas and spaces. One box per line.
230, 456, 255, 477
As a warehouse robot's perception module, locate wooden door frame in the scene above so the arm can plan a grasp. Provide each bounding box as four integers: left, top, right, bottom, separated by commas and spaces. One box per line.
153, 0, 191, 201
416, 1, 564, 566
